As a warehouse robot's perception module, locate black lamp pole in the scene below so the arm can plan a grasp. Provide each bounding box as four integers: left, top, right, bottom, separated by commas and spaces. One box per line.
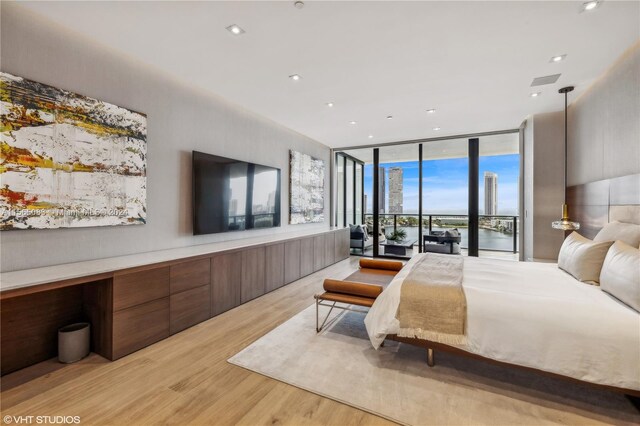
552, 85, 580, 231
559, 86, 574, 199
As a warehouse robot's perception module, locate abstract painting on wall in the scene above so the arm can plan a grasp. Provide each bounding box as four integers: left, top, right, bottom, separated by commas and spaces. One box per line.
0, 72, 147, 230
289, 150, 324, 224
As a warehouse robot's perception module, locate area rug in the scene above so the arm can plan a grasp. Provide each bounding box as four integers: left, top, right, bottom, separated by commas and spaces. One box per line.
228, 305, 639, 425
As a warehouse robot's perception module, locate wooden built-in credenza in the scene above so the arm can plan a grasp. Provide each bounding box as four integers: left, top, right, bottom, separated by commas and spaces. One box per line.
0, 227, 350, 375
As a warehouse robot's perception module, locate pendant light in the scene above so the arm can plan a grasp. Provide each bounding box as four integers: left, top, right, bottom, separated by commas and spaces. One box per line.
552, 86, 580, 231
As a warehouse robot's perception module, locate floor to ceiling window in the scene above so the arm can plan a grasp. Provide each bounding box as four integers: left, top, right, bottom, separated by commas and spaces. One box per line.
335, 152, 364, 228
377, 144, 420, 258
422, 138, 469, 254
336, 155, 344, 227
336, 130, 520, 260
477, 134, 520, 257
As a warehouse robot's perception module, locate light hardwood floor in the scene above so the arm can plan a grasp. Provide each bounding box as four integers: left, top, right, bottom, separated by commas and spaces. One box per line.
1, 257, 394, 426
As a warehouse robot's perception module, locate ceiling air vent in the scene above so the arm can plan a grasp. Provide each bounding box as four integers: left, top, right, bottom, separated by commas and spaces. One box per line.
531, 74, 561, 87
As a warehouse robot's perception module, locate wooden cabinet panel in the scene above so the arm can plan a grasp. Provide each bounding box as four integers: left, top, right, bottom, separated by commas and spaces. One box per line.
300, 237, 315, 277
284, 239, 301, 284
241, 247, 266, 303
112, 297, 169, 360
83, 280, 113, 360
113, 267, 169, 312
324, 232, 335, 267
335, 228, 350, 261
211, 253, 242, 316
170, 285, 210, 335
313, 235, 326, 272
170, 259, 210, 294
1, 286, 85, 375
265, 243, 285, 293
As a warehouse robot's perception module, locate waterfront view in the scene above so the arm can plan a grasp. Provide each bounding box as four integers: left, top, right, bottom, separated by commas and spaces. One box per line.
366, 214, 519, 252
362, 152, 520, 253
338, 134, 521, 258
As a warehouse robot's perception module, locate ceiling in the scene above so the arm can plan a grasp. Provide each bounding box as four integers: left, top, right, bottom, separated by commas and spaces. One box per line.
342, 132, 520, 164
15, 1, 640, 148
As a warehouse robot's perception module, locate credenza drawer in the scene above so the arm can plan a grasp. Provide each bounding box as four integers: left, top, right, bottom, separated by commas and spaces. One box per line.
112, 297, 169, 359
241, 247, 266, 303
211, 253, 242, 316
170, 259, 210, 294
113, 267, 170, 311
170, 285, 210, 335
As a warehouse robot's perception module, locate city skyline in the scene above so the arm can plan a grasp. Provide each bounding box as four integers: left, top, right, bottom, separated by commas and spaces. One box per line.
363, 154, 519, 215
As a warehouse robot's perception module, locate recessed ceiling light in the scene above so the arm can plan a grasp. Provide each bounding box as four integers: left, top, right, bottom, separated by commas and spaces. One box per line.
326, 102, 334, 107
349, 121, 357, 125
226, 24, 245, 35
433, 127, 441, 131
368, 135, 374, 139
386, 115, 393, 120
289, 74, 301, 81
426, 109, 436, 114
294, 1, 305, 9
530, 92, 541, 97
582, 1, 600, 11
550, 54, 567, 63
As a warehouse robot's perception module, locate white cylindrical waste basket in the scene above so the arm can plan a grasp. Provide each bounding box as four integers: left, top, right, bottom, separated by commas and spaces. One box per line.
58, 322, 90, 363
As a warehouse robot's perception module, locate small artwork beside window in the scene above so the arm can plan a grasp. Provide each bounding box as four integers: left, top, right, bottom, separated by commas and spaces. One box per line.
289, 150, 325, 224
0, 72, 147, 230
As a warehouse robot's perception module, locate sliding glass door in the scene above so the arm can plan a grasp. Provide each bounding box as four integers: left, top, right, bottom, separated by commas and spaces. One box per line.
335, 152, 364, 228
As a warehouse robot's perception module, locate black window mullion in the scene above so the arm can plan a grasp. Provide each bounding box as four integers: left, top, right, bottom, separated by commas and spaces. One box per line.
468, 138, 479, 257
352, 160, 357, 224
373, 149, 380, 258
418, 143, 423, 253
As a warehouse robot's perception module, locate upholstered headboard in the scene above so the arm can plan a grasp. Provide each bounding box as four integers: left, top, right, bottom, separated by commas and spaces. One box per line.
567, 174, 640, 239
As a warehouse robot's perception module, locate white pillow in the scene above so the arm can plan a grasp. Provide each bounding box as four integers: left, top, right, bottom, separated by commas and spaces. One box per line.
600, 241, 640, 312
594, 221, 640, 248
558, 232, 613, 284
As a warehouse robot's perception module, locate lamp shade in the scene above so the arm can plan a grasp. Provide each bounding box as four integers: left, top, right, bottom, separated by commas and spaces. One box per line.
552, 219, 581, 231
552, 203, 580, 231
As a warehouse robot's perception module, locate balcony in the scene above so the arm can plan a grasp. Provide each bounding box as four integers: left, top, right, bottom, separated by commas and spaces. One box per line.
360, 213, 519, 260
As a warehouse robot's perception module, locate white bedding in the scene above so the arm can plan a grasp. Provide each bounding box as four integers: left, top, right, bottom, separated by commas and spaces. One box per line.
364, 254, 640, 390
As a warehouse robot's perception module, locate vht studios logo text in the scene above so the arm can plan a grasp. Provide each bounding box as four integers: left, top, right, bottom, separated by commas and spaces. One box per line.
3, 416, 80, 425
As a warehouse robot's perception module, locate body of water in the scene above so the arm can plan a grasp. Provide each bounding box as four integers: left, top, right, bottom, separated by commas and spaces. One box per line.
385, 226, 518, 252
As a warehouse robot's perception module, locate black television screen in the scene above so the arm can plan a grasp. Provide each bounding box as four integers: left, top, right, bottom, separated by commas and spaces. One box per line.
192, 151, 281, 235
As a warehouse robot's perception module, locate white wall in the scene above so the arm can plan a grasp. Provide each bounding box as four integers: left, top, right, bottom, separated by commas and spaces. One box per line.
568, 42, 640, 186
0, 4, 331, 272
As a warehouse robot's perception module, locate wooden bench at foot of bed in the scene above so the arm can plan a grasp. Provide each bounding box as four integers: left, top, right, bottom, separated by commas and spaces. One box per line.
314, 259, 403, 332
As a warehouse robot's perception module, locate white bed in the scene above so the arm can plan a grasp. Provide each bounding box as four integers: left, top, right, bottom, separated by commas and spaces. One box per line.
364, 254, 640, 391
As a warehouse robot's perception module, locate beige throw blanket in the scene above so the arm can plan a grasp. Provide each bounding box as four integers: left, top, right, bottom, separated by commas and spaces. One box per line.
396, 253, 467, 345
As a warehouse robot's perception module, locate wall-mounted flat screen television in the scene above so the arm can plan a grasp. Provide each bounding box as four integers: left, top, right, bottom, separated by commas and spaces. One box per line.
192, 151, 281, 235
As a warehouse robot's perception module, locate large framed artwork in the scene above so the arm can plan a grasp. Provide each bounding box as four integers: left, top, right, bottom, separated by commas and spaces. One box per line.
0, 72, 147, 230
289, 150, 325, 224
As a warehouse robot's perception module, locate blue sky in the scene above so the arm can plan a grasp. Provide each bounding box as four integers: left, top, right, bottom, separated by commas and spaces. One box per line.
364, 154, 519, 215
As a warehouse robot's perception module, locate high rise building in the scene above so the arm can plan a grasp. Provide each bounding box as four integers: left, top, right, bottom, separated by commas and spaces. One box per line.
378, 167, 386, 213
484, 171, 498, 216
388, 167, 403, 214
